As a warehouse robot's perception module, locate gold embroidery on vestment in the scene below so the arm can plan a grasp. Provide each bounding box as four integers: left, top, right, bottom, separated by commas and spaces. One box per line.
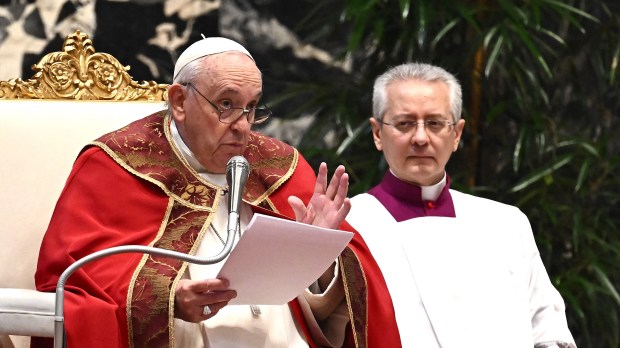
127, 198, 175, 348
340, 248, 368, 348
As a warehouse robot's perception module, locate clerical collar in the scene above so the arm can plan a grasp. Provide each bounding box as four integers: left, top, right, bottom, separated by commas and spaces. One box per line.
389, 169, 447, 202
170, 120, 227, 187
368, 170, 455, 221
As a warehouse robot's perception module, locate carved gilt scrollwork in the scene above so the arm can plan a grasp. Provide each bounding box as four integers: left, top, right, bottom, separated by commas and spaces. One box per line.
0, 30, 168, 101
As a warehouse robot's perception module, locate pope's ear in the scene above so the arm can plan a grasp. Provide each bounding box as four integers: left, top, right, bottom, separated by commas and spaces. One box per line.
369, 117, 383, 151
168, 84, 187, 121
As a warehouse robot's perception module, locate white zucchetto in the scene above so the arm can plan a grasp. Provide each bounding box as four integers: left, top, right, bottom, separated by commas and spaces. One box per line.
173, 37, 254, 80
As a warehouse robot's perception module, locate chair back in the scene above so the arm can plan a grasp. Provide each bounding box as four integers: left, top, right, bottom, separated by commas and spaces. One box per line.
0, 30, 169, 348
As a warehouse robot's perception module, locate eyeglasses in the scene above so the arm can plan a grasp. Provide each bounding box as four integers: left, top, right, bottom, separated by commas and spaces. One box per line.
183, 83, 272, 124
376, 118, 455, 134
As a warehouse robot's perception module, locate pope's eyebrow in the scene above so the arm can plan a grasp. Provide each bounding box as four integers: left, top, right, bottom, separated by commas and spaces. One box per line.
218, 87, 263, 99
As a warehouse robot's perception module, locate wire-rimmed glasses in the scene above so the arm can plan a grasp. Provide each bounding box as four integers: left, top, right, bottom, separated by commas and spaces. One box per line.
375, 118, 455, 134
183, 83, 271, 124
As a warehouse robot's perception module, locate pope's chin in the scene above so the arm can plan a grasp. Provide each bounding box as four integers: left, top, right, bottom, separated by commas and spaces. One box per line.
222, 143, 247, 155
205, 157, 234, 174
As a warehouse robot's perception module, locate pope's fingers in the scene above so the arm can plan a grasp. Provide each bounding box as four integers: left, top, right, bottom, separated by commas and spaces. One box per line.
288, 196, 307, 222
174, 279, 234, 322
332, 172, 349, 207
324, 165, 346, 199
197, 289, 236, 321
335, 198, 352, 223
187, 278, 230, 293
314, 162, 328, 194
202, 290, 237, 305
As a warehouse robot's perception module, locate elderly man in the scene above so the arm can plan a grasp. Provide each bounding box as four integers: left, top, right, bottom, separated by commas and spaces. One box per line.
346, 63, 576, 348
33, 37, 392, 348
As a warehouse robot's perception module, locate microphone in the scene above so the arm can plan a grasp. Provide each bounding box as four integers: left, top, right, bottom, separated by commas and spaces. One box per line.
226, 156, 250, 237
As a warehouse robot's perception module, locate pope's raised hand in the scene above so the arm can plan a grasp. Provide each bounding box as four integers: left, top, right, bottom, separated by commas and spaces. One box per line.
288, 163, 351, 229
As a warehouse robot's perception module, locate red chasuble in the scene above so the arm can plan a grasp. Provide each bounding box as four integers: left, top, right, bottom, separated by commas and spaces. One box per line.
33, 112, 399, 348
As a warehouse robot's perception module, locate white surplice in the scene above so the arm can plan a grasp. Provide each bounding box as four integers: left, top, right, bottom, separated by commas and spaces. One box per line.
347, 190, 576, 348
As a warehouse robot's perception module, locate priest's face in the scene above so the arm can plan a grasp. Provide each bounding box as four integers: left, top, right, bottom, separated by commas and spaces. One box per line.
370, 79, 465, 186
171, 52, 262, 173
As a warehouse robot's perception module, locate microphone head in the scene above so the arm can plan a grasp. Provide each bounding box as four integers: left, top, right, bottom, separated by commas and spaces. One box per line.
226, 156, 250, 214
226, 156, 250, 186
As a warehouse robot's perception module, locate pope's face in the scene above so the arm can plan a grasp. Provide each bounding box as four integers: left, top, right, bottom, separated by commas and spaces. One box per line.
171, 52, 262, 173
370, 79, 465, 186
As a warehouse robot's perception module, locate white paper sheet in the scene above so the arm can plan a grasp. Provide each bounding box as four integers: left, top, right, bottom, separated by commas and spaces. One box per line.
217, 213, 354, 305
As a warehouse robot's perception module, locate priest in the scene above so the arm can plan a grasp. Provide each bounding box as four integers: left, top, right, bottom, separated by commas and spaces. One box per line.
346, 62, 577, 348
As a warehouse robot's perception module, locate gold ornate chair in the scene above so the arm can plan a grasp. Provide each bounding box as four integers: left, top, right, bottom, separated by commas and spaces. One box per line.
0, 30, 168, 348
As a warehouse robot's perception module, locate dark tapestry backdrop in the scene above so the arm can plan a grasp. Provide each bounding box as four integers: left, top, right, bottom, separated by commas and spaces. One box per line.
0, 0, 349, 145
